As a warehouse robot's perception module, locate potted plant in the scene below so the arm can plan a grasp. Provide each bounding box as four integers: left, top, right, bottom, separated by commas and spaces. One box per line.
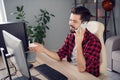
12, 5, 55, 44
31, 9, 55, 44
12, 6, 55, 62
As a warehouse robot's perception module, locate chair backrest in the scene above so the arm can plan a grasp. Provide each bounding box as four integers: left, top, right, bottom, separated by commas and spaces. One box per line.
87, 21, 107, 75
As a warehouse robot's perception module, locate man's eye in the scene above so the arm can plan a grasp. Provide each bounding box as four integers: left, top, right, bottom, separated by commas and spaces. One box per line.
69, 20, 77, 23
73, 20, 77, 23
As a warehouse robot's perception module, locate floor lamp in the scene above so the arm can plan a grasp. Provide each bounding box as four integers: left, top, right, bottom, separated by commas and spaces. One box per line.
102, 0, 116, 41
112, 9, 117, 36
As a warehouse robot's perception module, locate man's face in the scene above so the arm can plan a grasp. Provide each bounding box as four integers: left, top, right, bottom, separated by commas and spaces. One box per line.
69, 13, 82, 33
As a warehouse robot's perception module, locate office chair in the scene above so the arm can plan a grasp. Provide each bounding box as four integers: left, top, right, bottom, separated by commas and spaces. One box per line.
87, 21, 107, 79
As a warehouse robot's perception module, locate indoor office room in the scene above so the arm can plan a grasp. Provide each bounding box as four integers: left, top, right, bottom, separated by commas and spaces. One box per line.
0, 0, 120, 80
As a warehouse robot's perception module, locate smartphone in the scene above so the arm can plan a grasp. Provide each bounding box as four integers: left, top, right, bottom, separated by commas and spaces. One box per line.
75, 23, 87, 33
81, 22, 87, 29
71, 22, 87, 33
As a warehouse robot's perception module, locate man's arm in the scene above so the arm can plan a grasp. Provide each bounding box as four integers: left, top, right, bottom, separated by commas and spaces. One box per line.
74, 28, 86, 72
29, 43, 60, 61
43, 48, 60, 61
76, 44, 86, 72
29, 33, 71, 62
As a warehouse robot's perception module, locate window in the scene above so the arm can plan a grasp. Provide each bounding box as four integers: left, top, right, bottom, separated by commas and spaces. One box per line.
0, 0, 7, 23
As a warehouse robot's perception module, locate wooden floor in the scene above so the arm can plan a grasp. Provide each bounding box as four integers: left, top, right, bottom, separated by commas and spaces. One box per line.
0, 56, 4, 73
0, 56, 48, 80
0, 56, 8, 80
0, 56, 19, 80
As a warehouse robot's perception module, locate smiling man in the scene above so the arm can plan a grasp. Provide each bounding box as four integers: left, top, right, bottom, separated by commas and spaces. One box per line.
29, 6, 101, 77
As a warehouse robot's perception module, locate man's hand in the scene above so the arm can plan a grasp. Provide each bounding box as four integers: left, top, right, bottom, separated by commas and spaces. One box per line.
74, 27, 86, 72
29, 42, 60, 61
29, 42, 46, 53
74, 27, 85, 46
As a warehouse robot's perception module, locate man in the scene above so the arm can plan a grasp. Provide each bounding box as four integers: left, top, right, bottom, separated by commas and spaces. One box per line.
29, 6, 101, 77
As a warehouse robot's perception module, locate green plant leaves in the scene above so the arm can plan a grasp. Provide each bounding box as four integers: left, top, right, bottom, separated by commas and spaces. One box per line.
14, 5, 26, 21
13, 5, 55, 44
50, 14, 55, 17
30, 9, 55, 44
16, 17, 20, 19
17, 5, 24, 12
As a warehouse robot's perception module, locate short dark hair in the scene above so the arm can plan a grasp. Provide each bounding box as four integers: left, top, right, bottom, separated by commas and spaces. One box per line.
71, 6, 92, 23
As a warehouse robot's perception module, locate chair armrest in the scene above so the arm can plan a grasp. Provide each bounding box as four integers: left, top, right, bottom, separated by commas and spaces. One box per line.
105, 36, 120, 70
106, 36, 120, 51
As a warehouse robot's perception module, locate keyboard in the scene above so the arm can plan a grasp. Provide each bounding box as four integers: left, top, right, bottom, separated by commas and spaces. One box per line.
34, 64, 68, 80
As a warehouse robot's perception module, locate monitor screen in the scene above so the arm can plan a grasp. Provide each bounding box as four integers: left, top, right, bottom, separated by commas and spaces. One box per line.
2, 30, 31, 79
0, 22, 28, 55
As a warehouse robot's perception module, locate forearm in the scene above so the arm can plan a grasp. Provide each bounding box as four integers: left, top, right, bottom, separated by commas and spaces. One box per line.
76, 45, 86, 72
43, 48, 60, 61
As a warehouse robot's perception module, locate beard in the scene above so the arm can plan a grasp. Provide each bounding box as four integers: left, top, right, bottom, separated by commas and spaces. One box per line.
70, 29, 75, 33
70, 25, 76, 33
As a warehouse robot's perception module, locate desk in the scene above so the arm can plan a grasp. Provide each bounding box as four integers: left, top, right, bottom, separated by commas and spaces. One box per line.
0, 52, 106, 80
30, 53, 100, 80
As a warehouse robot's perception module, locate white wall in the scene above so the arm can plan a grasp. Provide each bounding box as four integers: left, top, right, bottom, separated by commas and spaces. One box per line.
4, 0, 74, 50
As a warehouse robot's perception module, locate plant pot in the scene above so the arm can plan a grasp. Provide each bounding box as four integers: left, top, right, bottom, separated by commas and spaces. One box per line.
26, 51, 36, 63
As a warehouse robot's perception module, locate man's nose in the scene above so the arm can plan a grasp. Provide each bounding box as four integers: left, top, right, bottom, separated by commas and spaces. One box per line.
69, 21, 74, 26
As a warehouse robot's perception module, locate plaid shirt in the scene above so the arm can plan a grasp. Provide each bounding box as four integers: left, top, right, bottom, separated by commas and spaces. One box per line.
57, 29, 101, 77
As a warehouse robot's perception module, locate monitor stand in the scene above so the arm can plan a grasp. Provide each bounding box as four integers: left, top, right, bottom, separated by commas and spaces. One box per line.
28, 63, 33, 69
13, 76, 41, 80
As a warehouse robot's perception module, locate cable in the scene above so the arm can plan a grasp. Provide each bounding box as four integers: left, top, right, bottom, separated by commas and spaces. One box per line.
0, 67, 6, 71
0, 60, 17, 80
0, 66, 15, 71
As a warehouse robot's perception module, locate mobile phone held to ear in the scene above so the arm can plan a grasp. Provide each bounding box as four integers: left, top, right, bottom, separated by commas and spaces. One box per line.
75, 23, 87, 33
81, 22, 87, 29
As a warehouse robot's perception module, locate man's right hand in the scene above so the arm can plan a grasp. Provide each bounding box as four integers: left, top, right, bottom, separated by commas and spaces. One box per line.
29, 42, 46, 53
29, 43, 60, 61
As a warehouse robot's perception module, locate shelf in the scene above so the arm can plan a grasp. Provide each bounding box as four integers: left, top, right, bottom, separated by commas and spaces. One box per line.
91, 16, 110, 19
74, 0, 104, 19
76, 1, 101, 5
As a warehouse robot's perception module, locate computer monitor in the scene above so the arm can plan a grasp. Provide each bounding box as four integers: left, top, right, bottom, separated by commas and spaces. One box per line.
2, 30, 39, 80
2, 30, 31, 79
0, 22, 28, 55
